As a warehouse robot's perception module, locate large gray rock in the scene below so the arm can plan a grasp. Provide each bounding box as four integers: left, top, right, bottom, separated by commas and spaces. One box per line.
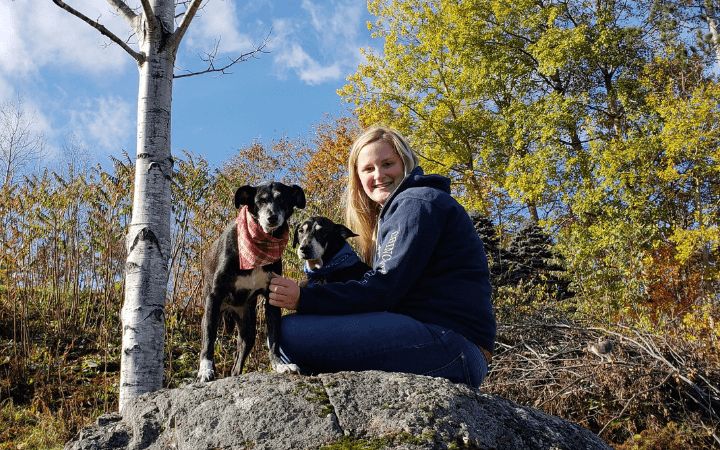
65, 371, 612, 450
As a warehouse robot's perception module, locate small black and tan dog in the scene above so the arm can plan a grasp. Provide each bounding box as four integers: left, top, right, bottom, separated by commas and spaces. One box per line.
197, 182, 305, 382
293, 216, 371, 287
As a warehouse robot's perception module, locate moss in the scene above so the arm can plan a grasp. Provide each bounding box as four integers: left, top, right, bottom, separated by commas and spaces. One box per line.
294, 380, 335, 418
318, 435, 391, 450
422, 430, 436, 442
419, 404, 435, 420
396, 431, 428, 445
319, 404, 334, 418
319, 431, 434, 449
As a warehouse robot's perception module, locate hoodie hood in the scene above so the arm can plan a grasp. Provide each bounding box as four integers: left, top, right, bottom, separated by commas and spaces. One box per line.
380, 167, 450, 220
297, 163, 496, 356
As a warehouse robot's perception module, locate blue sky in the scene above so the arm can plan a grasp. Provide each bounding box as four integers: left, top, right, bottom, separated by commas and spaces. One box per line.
1, 0, 375, 169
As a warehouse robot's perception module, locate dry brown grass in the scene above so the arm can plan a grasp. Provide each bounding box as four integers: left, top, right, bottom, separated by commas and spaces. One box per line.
484, 310, 720, 449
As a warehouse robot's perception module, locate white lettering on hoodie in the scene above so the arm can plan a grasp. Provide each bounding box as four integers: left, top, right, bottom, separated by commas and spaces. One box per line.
377, 230, 399, 274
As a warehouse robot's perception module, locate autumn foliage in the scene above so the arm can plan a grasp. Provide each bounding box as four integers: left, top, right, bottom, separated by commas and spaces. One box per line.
3, 0, 720, 446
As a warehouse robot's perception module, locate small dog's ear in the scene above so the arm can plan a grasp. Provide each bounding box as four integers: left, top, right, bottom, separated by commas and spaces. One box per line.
234, 186, 256, 209
292, 223, 302, 248
336, 224, 359, 240
290, 185, 306, 209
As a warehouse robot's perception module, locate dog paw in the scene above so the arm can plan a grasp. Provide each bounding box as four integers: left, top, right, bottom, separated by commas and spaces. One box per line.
197, 359, 216, 382
273, 363, 301, 374
197, 371, 215, 382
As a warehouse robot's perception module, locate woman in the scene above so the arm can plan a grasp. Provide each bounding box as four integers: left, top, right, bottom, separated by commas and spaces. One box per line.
269, 126, 495, 388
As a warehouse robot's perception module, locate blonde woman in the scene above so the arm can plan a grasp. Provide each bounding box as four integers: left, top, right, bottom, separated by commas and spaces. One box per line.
269, 126, 495, 388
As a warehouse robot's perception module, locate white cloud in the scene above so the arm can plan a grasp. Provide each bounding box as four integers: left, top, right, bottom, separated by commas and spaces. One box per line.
20, 97, 53, 139
0, 0, 135, 154
0, 78, 13, 103
185, 0, 255, 55
269, 0, 368, 86
301, 0, 364, 51
0, 1, 140, 160
0, 0, 131, 78
69, 95, 135, 153
280, 43, 343, 85
0, 0, 373, 167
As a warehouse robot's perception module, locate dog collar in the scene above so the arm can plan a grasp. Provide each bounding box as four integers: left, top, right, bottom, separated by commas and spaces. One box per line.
236, 206, 289, 270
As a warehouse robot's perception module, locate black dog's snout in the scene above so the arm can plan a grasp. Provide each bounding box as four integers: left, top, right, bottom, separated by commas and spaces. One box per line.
267, 214, 280, 225
299, 244, 312, 255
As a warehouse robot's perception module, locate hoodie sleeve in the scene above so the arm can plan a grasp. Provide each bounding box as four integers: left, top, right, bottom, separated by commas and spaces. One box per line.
296, 193, 448, 315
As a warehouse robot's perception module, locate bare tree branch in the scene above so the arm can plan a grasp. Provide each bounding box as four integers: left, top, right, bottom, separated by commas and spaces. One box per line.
139, 0, 159, 33
174, 31, 272, 79
165, 0, 204, 54
596, 371, 674, 437
51, 0, 145, 65
173, 0, 196, 19
0, 97, 47, 188
485, 316, 720, 446
105, 0, 138, 29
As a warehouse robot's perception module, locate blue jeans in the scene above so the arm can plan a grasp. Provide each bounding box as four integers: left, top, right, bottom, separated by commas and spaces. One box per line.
278, 311, 488, 388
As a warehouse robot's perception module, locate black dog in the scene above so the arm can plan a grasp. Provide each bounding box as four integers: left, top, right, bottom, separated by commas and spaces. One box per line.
293, 216, 371, 287
197, 182, 305, 382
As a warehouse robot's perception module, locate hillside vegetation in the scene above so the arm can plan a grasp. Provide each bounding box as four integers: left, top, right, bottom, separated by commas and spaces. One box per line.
3, 0, 720, 447
0, 113, 718, 449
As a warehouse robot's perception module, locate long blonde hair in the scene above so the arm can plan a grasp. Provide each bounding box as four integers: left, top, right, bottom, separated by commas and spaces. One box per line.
345, 126, 419, 263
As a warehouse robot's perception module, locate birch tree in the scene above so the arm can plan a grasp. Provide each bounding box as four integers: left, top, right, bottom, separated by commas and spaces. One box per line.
51, 0, 267, 411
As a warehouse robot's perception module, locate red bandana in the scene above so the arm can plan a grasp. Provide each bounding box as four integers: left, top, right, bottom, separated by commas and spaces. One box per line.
236, 206, 289, 270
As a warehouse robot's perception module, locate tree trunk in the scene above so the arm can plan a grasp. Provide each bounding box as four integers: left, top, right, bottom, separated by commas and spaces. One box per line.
705, 0, 720, 68
527, 201, 539, 222
602, 69, 623, 138
52, 0, 254, 412
119, 0, 176, 412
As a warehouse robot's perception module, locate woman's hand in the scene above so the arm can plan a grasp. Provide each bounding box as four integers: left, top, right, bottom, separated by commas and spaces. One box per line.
268, 273, 300, 311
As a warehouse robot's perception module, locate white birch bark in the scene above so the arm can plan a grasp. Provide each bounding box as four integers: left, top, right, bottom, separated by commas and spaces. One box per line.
52, 0, 255, 412
52, 0, 200, 412
119, 0, 175, 412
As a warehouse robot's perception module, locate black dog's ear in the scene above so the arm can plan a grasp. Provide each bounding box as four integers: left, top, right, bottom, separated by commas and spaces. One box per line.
234, 185, 256, 209
290, 185, 306, 210
336, 224, 359, 240
292, 222, 303, 248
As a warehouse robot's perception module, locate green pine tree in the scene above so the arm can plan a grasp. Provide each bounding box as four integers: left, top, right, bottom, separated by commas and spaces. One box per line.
468, 211, 513, 292
505, 219, 573, 300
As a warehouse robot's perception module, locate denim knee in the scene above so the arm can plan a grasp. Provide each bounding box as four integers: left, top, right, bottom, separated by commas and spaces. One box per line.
423, 352, 472, 385
422, 334, 488, 388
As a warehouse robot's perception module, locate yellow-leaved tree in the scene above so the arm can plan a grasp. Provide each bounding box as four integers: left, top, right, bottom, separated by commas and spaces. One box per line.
342, 0, 720, 318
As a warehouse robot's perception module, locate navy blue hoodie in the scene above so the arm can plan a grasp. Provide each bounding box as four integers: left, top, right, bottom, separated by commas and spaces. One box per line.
297, 167, 496, 355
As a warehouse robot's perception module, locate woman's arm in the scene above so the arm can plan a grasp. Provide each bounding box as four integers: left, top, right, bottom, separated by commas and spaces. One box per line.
294, 194, 448, 315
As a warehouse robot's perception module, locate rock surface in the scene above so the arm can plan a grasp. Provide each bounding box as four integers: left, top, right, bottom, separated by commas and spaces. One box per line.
65, 371, 612, 450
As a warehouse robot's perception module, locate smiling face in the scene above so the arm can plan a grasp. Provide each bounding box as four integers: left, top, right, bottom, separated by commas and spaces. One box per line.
356, 140, 405, 206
